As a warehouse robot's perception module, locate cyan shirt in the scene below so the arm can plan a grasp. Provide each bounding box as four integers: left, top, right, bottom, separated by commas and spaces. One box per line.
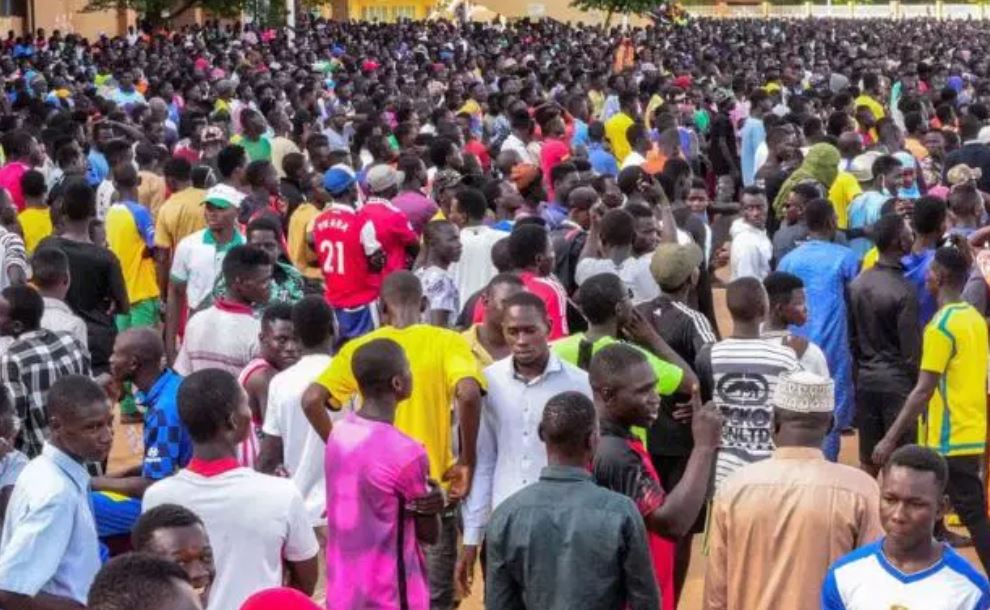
0, 443, 101, 604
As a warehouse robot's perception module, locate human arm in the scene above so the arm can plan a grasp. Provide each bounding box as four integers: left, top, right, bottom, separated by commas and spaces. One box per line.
282, 487, 321, 596
897, 293, 921, 373
820, 568, 849, 610
107, 252, 129, 315
446, 377, 483, 501
577, 203, 605, 263
658, 198, 678, 244
621, 305, 698, 394
620, 502, 663, 610
872, 371, 939, 465
301, 383, 335, 442
90, 474, 152, 498
153, 248, 171, 308
164, 280, 185, 365
456, 394, 497, 596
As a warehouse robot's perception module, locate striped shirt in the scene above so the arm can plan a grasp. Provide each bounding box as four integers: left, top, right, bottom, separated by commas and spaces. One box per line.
696, 338, 800, 488
174, 299, 260, 378
0, 227, 27, 291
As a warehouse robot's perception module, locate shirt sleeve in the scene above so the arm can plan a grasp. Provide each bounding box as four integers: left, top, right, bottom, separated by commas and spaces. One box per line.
282, 484, 320, 562
620, 500, 663, 610
820, 567, 847, 610
1, 232, 27, 279
169, 237, 191, 284
592, 437, 666, 517
315, 345, 357, 408
648, 352, 685, 397
359, 219, 381, 256
443, 333, 486, 394
920, 321, 953, 375
0, 492, 75, 596
261, 382, 282, 437
130, 203, 155, 248
462, 394, 498, 546
483, 513, 525, 610
574, 258, 608, 287
395, 449, 430, 501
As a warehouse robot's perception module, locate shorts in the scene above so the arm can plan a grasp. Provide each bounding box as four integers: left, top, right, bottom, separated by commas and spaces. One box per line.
651, 453, 708, 534
856, 387, 915, 466
332, 301, 379, 343
115, 297, 160, 331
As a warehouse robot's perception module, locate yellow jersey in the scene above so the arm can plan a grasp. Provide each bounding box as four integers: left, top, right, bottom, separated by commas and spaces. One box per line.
154, 187, 207, 251
316, 324, 486, 481
287, 202, 321, 280
18, 207, 52, 254
106, 201, 160, 304
828, 171, 861, 231
604, 112, 635, 166
919, 302, 989, 456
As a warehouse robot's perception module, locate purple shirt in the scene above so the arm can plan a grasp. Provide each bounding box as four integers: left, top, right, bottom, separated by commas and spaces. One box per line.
324, 412, 431, 610
391, 190, 439, 235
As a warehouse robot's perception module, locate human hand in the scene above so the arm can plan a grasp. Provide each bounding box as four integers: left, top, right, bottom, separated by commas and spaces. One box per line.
872, 437, 896, 467
411, 480, 445, 515
620, 305, 658, 347
455, 545, 479, 598
442, 463, 473, 503
690, 390, 723, 451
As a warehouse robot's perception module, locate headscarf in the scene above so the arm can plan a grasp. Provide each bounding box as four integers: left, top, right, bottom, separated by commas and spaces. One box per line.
773, 143, 841, 216
893, 151, 921, 199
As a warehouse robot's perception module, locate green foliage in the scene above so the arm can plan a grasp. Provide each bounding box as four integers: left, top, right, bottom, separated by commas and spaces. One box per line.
82, 0, 249, 22
570, 0, 661, 18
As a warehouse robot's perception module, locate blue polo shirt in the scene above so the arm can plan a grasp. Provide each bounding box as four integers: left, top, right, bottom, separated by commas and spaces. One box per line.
138, 368, 192, 481
0, 443, 101, 603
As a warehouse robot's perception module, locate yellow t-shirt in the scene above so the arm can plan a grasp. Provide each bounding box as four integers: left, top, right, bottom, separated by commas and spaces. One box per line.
860, 247, 879, 272
919, 302, 989, 456
287, 202, 321, 280
315, 324, 486, 481
154, 187, 207, 251
106, 201, 160, 304
18, 207, 52, 254
828, 171, 861, 230
604, 112, 635, 166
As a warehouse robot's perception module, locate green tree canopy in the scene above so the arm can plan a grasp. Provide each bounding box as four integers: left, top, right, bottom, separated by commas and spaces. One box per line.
83, 0, 251, 24
570, 0, 660, 25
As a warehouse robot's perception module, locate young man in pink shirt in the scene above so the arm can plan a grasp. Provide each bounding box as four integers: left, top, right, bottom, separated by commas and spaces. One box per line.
323, 338, 443, 610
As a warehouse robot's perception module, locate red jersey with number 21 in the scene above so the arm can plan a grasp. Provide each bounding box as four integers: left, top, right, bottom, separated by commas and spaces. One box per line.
311, 203, 382, 308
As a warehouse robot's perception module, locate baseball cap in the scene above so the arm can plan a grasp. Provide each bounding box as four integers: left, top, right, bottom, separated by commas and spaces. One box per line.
366, 164, 399, 194
203, 184, 246, 209
947, 163, 982, 187
650, 242, 703, 291
323, 167, 355, 195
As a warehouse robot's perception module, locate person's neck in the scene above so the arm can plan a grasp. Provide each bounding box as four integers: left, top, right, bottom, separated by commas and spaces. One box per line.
807, 230, 832, 241
546, 450, 591, 469
388, 308, 421, 330
605, 244, 632, 265
222, 290, 252, 307
192, 440, 237, 461
765, 315, 789, 332
25, 199, 44, 209
479, 321, 507, 348
731, 319, 762, 338
117, 189, 138, 202
61, 220, 92, 242
36, 287, 66, 301
426, 254, 451, 269
938, 288, 963, 308
513, 350, 550, 380
49, 439, 86, 464
882, 534, 943, 573
132, 364, 166, 394
301, 341, 333, 357
585, 320, 618, 343
915, 233, 940, 252
878, 251, 903, 267
663, 285, 691, 303
774, 431, 826, 448
173, 181, 192, 192
209, 224, 235, 244
357, 395, 398, 425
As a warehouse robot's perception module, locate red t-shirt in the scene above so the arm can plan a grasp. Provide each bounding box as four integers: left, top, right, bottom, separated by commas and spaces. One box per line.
471, 270, 568, 340
311, 204, 382, 308
359, 198, 418, 274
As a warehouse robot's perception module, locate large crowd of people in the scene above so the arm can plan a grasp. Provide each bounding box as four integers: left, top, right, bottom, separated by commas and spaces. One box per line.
0, 10, 988, 610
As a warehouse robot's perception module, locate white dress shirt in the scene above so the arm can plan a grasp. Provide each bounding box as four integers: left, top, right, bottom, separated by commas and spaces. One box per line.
462, 352, 592, 545
729, 218, 772, 281
450, 224, 506, 306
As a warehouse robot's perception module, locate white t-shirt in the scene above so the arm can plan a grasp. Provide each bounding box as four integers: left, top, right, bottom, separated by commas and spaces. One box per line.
729, 219, 772, 281
169, 229, 244, 310
144, 467, 319, 610
574, 255, 660, 305
262, 354, 333, 526
450, 225, 505, 306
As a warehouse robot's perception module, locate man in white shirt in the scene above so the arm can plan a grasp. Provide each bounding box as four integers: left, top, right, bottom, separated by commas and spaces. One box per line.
455, 291, 592, 594
258, 296, 334, 534
449, 186, 506, 306
729, 186, 773, 281
575, 208, 659, 305
143, 368, 319, 610
619, 121, 649, 170
32, 247, 88, 351
499, 110, 540, 166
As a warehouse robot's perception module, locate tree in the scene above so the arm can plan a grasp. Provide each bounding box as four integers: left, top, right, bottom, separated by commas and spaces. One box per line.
82, 0, 252, 25
570, 0, 661, 27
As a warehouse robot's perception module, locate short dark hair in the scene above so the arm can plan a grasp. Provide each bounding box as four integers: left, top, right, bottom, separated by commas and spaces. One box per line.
504, 290, 548, 319
1, 129, 32, 159
47, 374, 108, 421
245, 215, 282, 241
538, 391, 597, 454
380, 270, 423, 307
216, 144, 247, 179
221, 244, 271, 286
131, 504, 204, 552
20, 169, 46, 199
872, 154, 902, 181
763, 271, 804, 308
600, 208, 635, 247
31, 247, 69, 290
103, 140, 132, 167
933, 246, 970, 289
292, 296, 333, 349
804, 198, 835, 232
486, 272, 524, 294
454, 187, 488, 221
429, 137, 456, 168
244, 160, 273, 188
884, 444, 949, 493
2, 284, 43, 330
874, 213, 908, 252
88, 552, 191, 610
163, 157, 192, 182
112, 162, 140, 189
589, 342, 648, 389
178, 369, 242, 443
550, 162, 577, 188
576, 272, 623, 325
62, 178, 96, 221
261, 302, 293, 331
912, 195, 947, 236
508, 224, 548, 269
352, 338, 407, 395
726, 276, 766, 322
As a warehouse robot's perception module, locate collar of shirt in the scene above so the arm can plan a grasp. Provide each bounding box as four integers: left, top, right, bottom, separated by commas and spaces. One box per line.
202, 228, 245, 250
41, 296, 73, 315
600, 418, 635, 440
773, 446, 825, 460
213, 298, 255, 315
136, 368, 181, 409
42, 442, 90, 492
873, 258, 907, 272
511, 352, 565, 386
539, 464, 594, 483
186, 456, 240, 477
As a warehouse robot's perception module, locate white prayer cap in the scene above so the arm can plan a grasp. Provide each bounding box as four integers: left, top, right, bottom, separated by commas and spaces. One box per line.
773, 371, 834, 414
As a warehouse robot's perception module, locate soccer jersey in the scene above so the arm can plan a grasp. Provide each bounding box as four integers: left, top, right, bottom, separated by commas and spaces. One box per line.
822, 539, 990, 610
920, 302, 989, 457
18, 207, 51, 254
360, 197, 418, 274
169, 228, 245, 311
311, 203, 381, 308
106, 200, 160, 304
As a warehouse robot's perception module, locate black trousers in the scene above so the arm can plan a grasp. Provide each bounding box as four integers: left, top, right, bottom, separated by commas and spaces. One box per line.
946, 455, 990, 573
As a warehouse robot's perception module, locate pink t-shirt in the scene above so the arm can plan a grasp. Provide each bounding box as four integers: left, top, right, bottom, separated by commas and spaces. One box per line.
324, 412, 431, 610
0, 161, 29, 211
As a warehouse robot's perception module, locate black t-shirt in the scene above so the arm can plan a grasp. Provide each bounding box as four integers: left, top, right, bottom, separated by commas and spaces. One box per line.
637, 295, 718, 457
37, 236, 126, 371
708, 113, 737, 176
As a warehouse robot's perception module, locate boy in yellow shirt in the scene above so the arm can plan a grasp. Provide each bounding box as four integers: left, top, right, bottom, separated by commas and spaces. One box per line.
17, 169, 51, 254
